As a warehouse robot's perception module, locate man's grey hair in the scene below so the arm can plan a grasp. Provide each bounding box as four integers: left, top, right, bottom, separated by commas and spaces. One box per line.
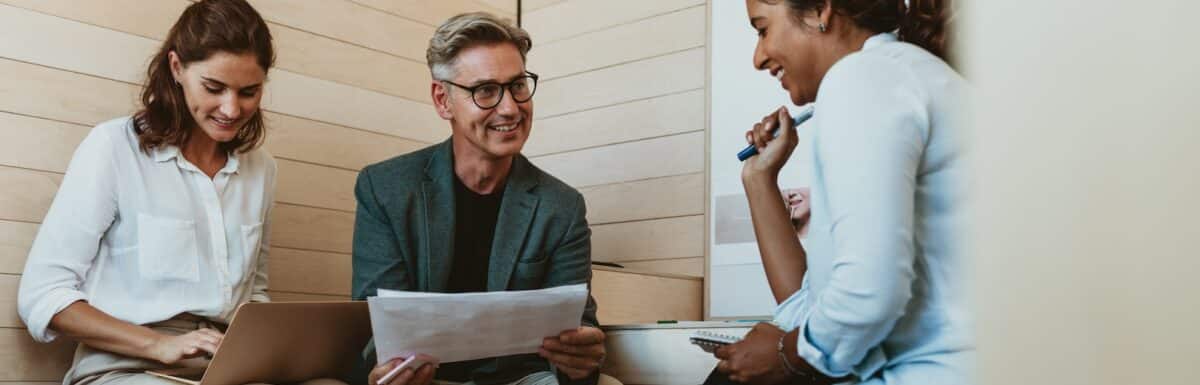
426, 12, 532, 81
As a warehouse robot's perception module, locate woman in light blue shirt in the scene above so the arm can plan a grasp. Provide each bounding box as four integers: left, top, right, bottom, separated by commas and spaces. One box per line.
713, 1, 971, 384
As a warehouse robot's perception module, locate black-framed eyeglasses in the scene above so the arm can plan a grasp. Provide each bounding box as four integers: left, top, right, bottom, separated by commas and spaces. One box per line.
441, 72, 539, 110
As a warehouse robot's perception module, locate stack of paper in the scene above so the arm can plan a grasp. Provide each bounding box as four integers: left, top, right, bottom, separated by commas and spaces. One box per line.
367, 284, 589, 364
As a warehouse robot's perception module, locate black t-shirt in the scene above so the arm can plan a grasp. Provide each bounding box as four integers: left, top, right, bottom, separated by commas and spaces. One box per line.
441, 177, 506, 382
446, 176, 505, 293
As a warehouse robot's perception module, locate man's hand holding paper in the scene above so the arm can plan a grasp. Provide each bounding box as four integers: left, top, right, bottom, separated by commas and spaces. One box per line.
540, 326, 607, 380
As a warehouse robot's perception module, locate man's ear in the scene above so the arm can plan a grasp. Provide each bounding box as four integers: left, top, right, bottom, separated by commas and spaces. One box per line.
431, 81, 453, 120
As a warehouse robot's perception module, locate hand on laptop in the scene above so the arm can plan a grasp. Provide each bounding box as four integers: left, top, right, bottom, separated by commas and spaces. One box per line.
368, 357, 435, 385
539, 326, 606, 380
147, 328, 224, 365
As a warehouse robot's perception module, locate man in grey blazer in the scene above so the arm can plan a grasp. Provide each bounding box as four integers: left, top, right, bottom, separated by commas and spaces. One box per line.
347, 12, 608, 385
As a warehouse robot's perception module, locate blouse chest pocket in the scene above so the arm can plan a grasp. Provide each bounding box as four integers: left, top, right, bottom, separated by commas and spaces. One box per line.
240, 222, 264, 275
137, 213, 201, 282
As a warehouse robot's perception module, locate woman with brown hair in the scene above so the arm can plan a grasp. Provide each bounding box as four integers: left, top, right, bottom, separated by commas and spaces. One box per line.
16, 1, 282, 384
712, 0, 970, 384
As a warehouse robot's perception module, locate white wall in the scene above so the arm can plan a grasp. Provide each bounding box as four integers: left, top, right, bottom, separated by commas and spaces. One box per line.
968, 1, 1200, 384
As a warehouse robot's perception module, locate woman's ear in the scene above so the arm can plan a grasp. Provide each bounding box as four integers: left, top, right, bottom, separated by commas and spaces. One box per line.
818, 0, 834, 31
168, 51, 183, 85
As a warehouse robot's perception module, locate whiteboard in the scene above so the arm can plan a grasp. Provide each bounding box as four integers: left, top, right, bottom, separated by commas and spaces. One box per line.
708, 0, 813, 319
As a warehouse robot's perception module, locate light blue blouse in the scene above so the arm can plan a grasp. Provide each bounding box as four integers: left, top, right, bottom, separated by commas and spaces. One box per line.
773, 33, 973, 384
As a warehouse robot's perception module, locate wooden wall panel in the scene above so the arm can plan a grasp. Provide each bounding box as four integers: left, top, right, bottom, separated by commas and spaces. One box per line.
264, 70, 446, 143
592, 268, 702, 324
269, 204, 355, 254
578, 173, 704, 225
0, 329, 75, 381
531, 132, 704, 188
269, 23, 432, 101
523, 89, 704, 157
522, 0, 565, 13
270, 291, 349, 302
536, 48, 705, 118
0, 58, 138, 127
246, 0, 432, 61
0, 167, 61, 224
268, 248, 352, 296
524, 0, 704, 44
0, 0, 183, 41
274, 159, 358, 212
0, 220, 37, 275
472, 0, 517, 15
0, 4, 156, 85
262, 112, 426, 172
591, 216, 705, 263
529, 5, 706, 80
351, 0, 516, 26
1, 274, 22, 328
0, 112, 89, 173
619, 257, 705, 278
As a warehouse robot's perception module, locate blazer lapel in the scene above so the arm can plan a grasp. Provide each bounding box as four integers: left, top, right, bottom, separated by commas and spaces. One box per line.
488, 155, 540, 291
422, 140, 456, 292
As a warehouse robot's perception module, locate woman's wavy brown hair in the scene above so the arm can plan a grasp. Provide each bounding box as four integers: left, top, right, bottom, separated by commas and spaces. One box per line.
771, 0, 957, 66
134, 0, 275, 154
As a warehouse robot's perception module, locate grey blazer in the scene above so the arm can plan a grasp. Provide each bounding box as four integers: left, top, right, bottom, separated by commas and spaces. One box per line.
348, 139, 598, 385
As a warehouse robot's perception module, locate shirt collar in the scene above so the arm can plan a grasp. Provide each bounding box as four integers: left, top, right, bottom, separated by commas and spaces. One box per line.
221, 151, 241, 175
863, 32, 898, 51
152, 145, 240, 175
152, 145, 181, 163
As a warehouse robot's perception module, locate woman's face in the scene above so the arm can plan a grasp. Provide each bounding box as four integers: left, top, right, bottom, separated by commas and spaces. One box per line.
170, 51, 266, 144
746, 0, 826, 105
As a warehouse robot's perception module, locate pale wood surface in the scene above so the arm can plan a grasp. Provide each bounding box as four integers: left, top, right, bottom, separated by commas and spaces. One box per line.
592, 269, 703, 325
579, 173, 704, 225
529, 5, 705, 80
268, 248, 352, 296
523, 89, 705, 157
0, 328, 74, 381
536, 48, 706, 118
0, 220, 37, 274
591, 216, 705, 263
524, 0, 704, 44
619, 257, 705, 278
531, 132, 705, 188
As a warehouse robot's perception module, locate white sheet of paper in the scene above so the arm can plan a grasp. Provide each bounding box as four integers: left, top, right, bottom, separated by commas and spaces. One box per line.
367, 283, 589, 364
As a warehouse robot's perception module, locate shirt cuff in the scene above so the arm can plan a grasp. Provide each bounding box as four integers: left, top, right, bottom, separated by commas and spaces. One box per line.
25, 288, 87, 343
793, 313, 888, 381
772, 276, 811, 330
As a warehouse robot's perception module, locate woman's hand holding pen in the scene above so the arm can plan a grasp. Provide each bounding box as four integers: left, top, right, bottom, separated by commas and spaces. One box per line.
742, 106, 798, 183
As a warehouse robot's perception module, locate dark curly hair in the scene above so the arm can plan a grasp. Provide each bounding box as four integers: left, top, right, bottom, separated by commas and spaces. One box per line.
134, 0, 275, 154
769, 0, 956, 65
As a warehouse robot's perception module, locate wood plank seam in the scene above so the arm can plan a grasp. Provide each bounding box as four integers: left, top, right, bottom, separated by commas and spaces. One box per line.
538, 45, 706, 82
537, 86, 704, 120
532, 3, 705, 45
0, 58, 434, 144
528, 129, 704, 159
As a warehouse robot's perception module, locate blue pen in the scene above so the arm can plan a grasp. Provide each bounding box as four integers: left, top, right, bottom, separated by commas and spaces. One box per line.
736, 105, 815, 161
